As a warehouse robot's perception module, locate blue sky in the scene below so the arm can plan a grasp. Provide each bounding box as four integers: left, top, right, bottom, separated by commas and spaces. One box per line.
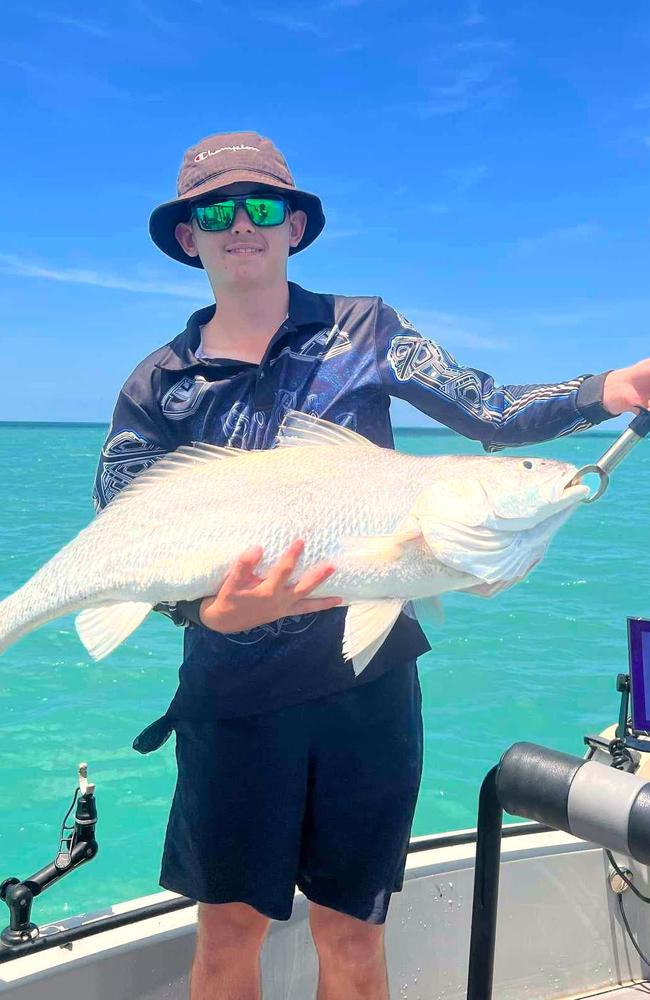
1, 0, 648, 427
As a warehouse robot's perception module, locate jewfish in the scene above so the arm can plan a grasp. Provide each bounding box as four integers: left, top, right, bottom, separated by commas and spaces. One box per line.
0, 412, 589, 673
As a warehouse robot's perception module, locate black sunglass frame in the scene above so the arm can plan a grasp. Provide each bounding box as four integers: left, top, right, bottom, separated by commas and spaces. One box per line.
190, 196, 291, 231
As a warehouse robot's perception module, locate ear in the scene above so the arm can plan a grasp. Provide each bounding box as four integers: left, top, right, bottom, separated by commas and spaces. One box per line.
288, 209, 307, 248
175, 221, 200, 259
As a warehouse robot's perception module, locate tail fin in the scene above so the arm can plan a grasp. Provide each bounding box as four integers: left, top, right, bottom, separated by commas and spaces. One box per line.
0, 583, 71, 656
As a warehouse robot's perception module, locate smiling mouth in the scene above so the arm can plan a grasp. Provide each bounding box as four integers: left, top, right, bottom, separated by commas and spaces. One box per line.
226, 247, 263, 255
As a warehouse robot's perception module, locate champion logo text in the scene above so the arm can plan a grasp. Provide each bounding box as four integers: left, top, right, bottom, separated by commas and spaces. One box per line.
194, 144, 260, 163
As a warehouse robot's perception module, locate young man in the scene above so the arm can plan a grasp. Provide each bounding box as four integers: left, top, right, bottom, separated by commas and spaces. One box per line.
94, 130, 650, 1000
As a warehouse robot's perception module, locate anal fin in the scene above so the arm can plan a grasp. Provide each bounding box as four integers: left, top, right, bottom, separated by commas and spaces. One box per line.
342, 599, 405, 676
76, 600, 153, 660
460, 575, 522, 598
414, 595, 445, 625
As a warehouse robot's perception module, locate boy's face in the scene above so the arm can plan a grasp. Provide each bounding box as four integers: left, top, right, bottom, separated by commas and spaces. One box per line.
174, 184, 307, 290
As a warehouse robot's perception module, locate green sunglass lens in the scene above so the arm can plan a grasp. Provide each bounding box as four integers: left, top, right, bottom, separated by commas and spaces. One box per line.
195, 201, 235, 230
246, 198, 286, 225
194, 197, 287, 231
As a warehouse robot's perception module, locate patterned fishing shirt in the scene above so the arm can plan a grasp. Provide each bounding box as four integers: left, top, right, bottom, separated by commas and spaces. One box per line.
92, 281, 611, 719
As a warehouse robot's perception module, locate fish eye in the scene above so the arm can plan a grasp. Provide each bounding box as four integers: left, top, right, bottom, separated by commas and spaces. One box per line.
522, 460, 534, 470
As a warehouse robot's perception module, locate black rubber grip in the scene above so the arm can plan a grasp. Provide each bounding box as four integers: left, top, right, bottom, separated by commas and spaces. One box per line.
630, 409, 650, 438
496, 742, 584, 832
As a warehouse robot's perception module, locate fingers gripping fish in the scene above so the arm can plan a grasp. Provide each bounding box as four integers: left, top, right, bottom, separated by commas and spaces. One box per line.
0, 412, 589, 674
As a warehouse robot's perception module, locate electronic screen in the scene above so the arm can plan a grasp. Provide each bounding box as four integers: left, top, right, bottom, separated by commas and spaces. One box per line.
628, 618, 650, 733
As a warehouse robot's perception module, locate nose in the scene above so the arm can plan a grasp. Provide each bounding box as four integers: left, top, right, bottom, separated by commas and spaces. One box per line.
231, 204, 255, 233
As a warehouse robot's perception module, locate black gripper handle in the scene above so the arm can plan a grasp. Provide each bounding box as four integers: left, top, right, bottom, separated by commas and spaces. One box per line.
630, 408, 650, 438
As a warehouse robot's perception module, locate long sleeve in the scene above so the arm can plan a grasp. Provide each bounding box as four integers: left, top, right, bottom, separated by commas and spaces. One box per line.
93, 389, 170, 512
92, 388, 193, 627
374, 300, 612, 450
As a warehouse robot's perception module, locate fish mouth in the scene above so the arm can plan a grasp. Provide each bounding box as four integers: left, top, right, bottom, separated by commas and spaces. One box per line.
554, 475, 591, 506
525, 475, 590, 530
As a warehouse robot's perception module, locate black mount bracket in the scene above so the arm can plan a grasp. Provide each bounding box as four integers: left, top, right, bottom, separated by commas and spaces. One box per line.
0, 764, 98, 948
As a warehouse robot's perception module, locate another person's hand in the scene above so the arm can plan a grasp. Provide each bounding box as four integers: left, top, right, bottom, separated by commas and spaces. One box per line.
603, 359, 650, 415
199, 539, 342, 633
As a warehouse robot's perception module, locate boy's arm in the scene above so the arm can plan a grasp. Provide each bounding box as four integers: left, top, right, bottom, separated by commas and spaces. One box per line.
373, 300, 612, 449
93, 387, 200, 627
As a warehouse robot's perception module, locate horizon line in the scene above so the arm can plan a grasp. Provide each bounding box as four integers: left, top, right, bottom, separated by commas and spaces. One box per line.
0, 419, 621, 439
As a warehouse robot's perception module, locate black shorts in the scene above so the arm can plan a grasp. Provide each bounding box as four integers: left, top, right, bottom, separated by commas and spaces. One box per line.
155, 661, 423, 924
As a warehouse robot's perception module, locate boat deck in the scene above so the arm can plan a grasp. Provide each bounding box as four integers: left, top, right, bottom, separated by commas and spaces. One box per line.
590, 987, 650, 998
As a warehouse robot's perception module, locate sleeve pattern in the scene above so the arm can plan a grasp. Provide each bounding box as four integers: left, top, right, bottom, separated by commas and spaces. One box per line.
93, 425, 168, 512
92, 390, 188, 626
377, 303, 595, 450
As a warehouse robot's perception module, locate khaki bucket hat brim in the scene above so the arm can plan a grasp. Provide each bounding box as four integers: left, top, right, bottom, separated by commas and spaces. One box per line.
148, 132, 325, 268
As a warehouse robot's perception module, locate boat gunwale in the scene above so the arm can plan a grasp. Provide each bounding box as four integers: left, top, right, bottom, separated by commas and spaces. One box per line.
0, 821, 552, 965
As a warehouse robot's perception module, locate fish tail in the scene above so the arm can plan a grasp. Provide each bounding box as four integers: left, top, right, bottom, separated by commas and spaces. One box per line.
0, 589, 33, 654
0, 582, 68, 656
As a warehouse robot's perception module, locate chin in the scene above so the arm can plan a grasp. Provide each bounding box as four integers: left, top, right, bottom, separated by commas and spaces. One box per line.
224, 260, 284, 285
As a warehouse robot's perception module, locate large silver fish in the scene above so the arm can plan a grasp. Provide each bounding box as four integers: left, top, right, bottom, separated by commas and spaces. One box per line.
0, 412, 589, 673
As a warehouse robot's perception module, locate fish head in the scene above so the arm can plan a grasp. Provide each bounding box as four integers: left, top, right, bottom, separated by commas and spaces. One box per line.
414, 454, 590, 587
468, 455, 590, 530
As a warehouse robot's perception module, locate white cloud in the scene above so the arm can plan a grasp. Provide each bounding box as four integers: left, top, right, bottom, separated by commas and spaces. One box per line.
511, 299, 650, 334
32, 12, 114, 38
444, 163, 488, 193
132, 0, 178, 33
463, 1, 485, 26
446, 38, 512, 54
1, 57, 164, 104
403, 307, 509, 351
255, 10, 324, 33
0, 254, 205, 300
511, 223, 601, 256
330, 40, 369, 53
320, 228, 363, 240
407, 64, 513, 118
320, 0, 406, 10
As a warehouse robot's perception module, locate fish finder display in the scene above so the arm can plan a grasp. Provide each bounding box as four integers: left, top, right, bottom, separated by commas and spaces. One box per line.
628, 618, 650, 734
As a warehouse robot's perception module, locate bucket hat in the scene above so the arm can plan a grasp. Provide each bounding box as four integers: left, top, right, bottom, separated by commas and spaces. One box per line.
149, 131, 325, 268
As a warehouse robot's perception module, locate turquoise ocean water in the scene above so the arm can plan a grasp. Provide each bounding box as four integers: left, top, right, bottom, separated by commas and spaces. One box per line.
0, 422, 647, 926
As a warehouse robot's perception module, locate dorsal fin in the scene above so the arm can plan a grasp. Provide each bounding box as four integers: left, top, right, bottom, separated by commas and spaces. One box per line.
276, 411, 377, 450
184, 442, 242, 458
98, 440, 242, 517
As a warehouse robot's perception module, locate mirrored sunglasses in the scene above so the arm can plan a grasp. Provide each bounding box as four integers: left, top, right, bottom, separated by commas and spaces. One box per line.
191, 196, 289, 232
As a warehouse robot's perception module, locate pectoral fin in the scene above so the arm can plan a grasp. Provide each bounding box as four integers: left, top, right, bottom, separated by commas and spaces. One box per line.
338, 528, 422, 566
76, 600, 153, 660
342, 599, 405, 676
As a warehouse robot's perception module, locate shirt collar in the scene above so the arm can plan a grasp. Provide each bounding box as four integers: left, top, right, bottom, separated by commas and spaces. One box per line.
155, 282, 334, 372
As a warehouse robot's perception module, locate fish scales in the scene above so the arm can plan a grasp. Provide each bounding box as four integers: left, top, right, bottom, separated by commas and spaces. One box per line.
84, 445, 443, 597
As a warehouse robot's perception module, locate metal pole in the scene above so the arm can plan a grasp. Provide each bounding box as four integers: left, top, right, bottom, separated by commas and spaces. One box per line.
598, 409, 650, 476
570, 408, 650, 503
467, 766, 503, 1000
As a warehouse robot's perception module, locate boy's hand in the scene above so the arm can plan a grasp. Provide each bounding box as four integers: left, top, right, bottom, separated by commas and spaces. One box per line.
198, 539, 342, 633
603, 359, 650, 415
